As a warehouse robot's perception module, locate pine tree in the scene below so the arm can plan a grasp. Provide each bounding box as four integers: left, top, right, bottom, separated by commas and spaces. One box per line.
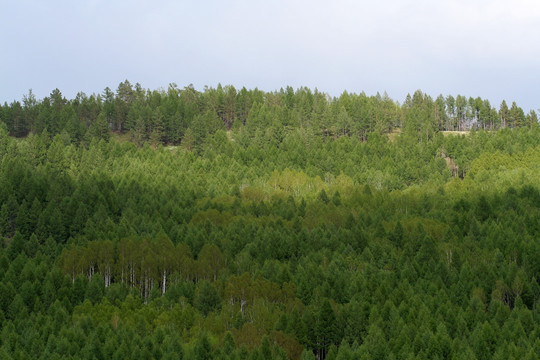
194, 332, 213, 360
315, 300, 338, 360
194, 280, 222, 316
7, 231, 25, 261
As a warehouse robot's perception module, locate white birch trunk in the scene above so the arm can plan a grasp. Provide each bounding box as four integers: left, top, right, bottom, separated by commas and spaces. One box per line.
162, 270, 167, 295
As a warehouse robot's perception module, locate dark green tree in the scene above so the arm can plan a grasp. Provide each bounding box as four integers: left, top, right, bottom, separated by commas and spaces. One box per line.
315, 299, 338, 360
194, 280, 222, 316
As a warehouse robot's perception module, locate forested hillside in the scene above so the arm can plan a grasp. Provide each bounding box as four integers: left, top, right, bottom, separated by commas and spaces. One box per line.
0, 84, 540, 359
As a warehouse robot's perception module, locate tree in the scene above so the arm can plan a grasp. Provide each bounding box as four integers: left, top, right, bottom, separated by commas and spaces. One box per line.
150, 107, 165, 145
260, 335, 272, 360
87, 111, 110, 141
22, 89, 38, 134
48, 88, 67, 135
446, 95, 456, 130
7, 294, 26, 320
154, 232, 175, 294
115, 80, 134, 132
315, 300, 338, 360
508, 101, 525, 128
456, 95, 468, 130
0, 196, 17, 238
403, 90, 437, 141
525, 110, 538, 129
194, 332, 213, 360
499, 100, 509, 128
24, 233, 39, 258
198, 244, 226, 281
336, 106, 352, 136
181, 127, 195, 151
86, 273, 105, 304
132, 116, 148, 147
62, 106, 84, 142
96, 240, 114, 287
478, 99, 492, 130
222, 331, 236, 354
318, 190, 330, 205
194, 280, 222, 316
7, 231, 25, 261
389, 221, 404, 248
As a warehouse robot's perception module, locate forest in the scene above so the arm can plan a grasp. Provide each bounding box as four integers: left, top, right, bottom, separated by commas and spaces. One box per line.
0, 82, 540, 359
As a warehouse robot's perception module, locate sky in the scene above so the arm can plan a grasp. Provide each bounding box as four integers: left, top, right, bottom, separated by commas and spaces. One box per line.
1, 0, 539, 111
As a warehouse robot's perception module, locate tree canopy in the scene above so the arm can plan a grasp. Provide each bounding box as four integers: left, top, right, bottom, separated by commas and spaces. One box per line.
0, 84, 539, 359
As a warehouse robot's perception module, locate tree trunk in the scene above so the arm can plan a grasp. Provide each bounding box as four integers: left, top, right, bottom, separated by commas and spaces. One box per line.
162, 270, 167, 295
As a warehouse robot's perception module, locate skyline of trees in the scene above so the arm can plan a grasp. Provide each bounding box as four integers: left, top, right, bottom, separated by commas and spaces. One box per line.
1, 82, 538, 146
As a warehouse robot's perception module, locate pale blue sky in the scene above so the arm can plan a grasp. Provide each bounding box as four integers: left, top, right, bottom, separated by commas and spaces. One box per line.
1, 0, 539, 111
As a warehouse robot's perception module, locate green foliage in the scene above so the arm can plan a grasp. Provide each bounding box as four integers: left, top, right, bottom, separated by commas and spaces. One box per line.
194, 332, 213, 360
195, 280, 222, 316
1, 85, 540, 359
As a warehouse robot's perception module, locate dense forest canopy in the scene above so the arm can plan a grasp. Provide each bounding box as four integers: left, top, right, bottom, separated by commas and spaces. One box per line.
0, 83, 540, 359
1, 81, 538, 144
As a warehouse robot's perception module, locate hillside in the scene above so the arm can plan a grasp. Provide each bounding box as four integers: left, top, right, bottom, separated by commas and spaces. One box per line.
1, 86, 540, 359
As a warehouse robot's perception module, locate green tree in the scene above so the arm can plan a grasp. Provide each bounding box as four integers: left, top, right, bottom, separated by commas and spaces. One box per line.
198, 244, 226, 281
86, 274, 105, 304
181, 127, 195, 151
87, 111, 110, 141
7, 231, 25, 261
525, 110, 538, 129
315, 300, 338, 360
194, 332, 213, 360
195, 280, 222, 316
150, 107, 165, 145
499, 100, 509, 128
